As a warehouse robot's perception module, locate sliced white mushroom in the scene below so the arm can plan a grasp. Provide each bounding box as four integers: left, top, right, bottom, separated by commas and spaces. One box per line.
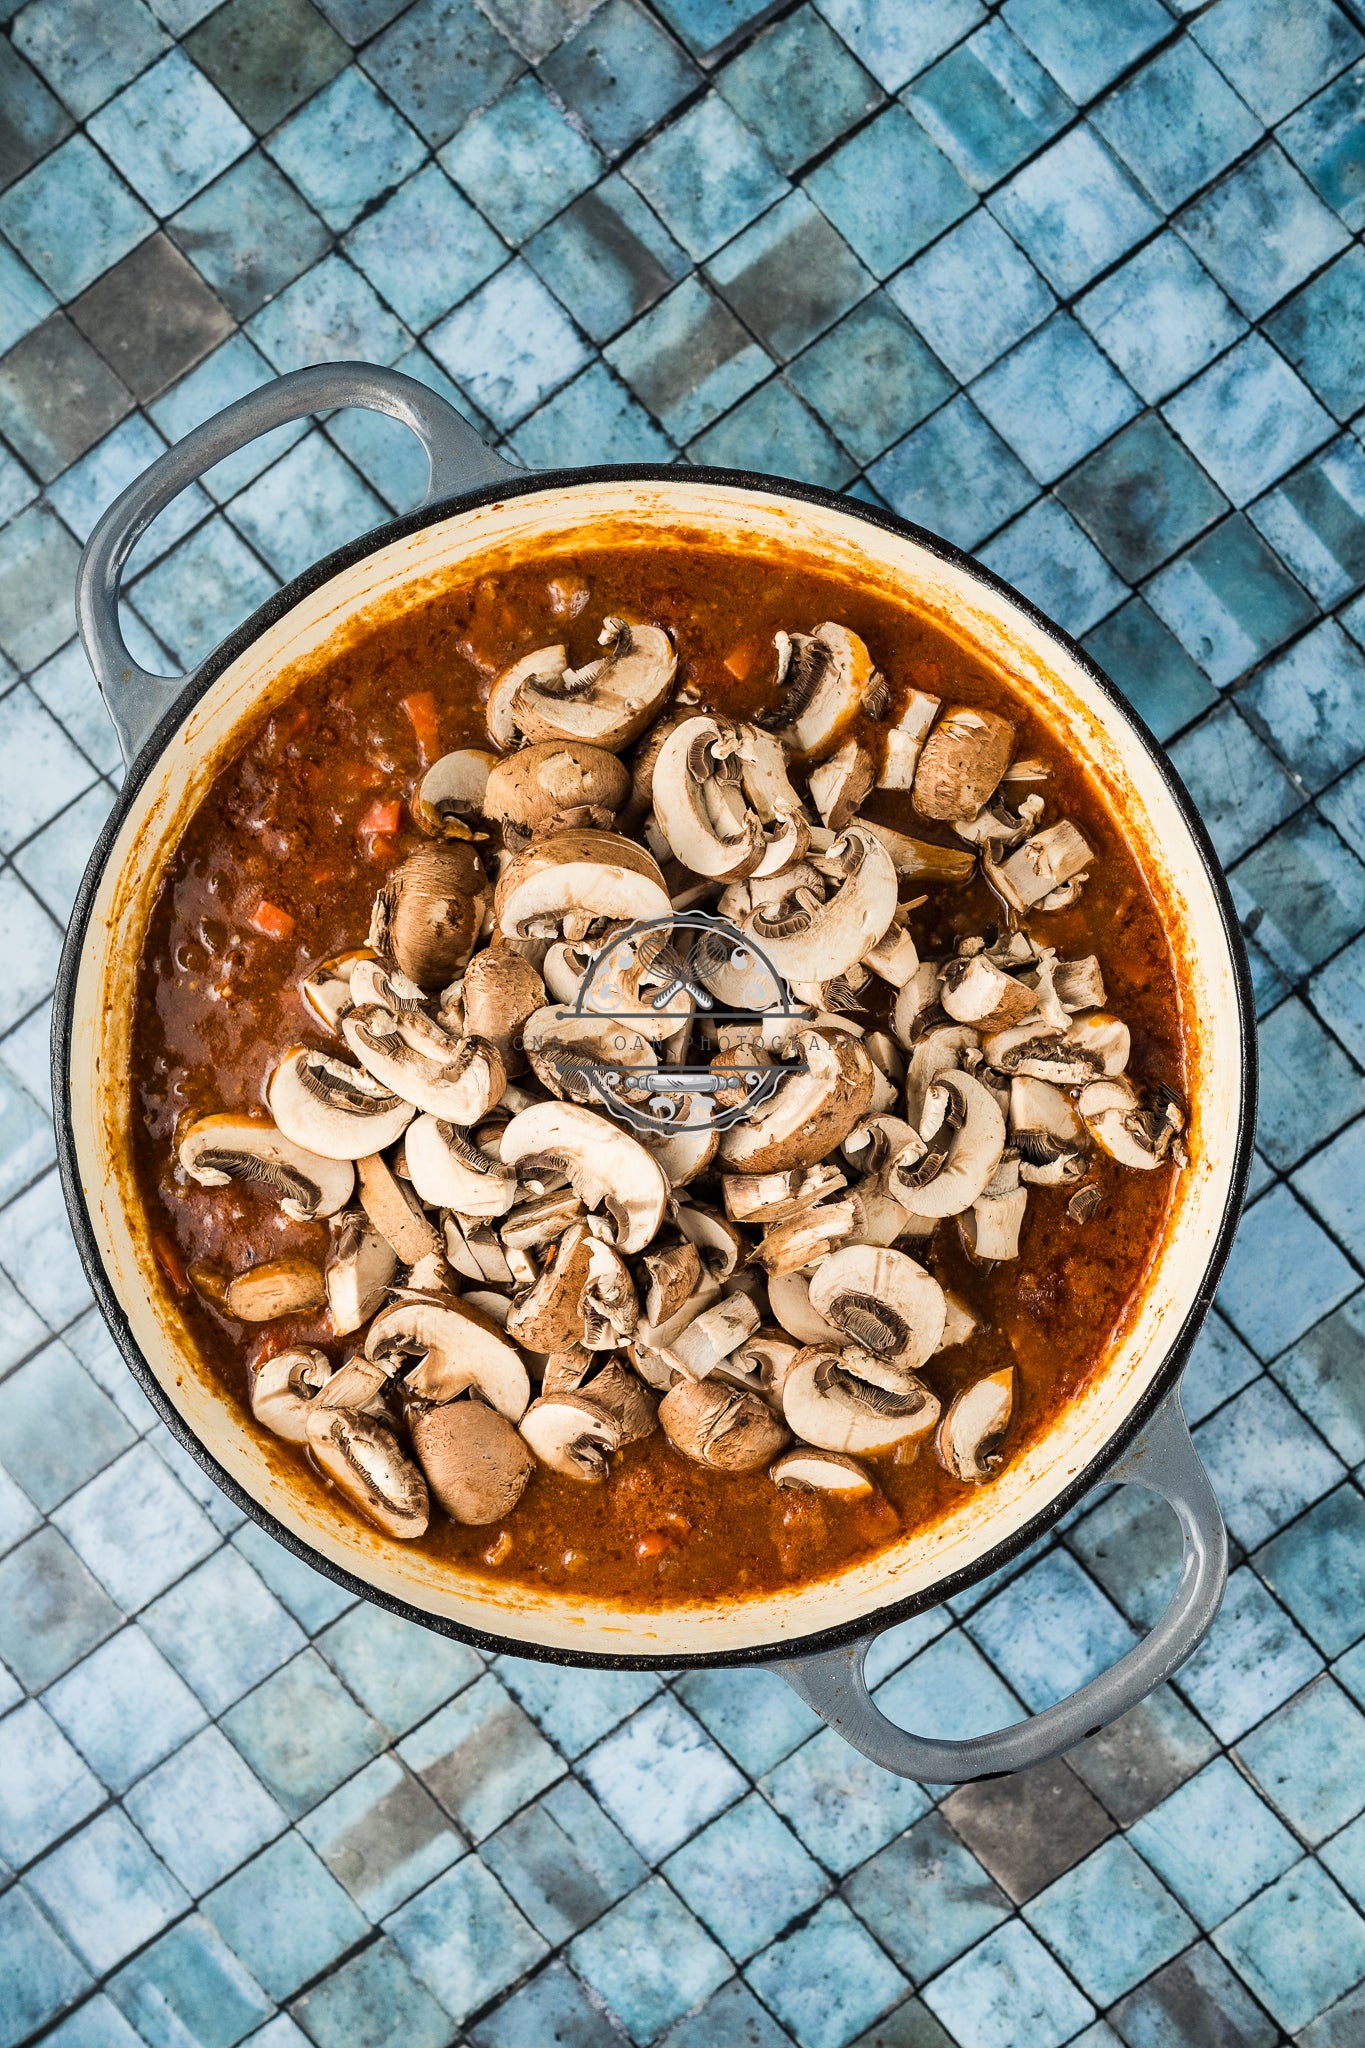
349, 956, 429, 1014
807, 1245, 947, 1371
863, 913, 920, 990
913, 705, 1014, 822
356, 1151, 442, 1266
808, 738, 874, 832
991, 820, 1093, 912
1009, 1076, 1089, 1187
499, 1101, 667, 1256
735, 724, 809, 874
766, 1268, 844, 1346
659, 1376, 789, 1472
721, 1161, 848, 1226
936, 1368, 1014, 1482
512, 618, 675, 752
1066, 1012, 1130, 1077
887, 1071, 1007, 1219
781, 1345, 939, 1454
249, 1346, 333, 1442
717, 1029, 875, 1176
305, 1405, 429, 1539
770, 1447, 874, 1496
410, 1398, 534, 1522
343, 1005, 506, 1122
179, 1114, 354, 1223
366, 1294, 530, 1417
414, 748, 498, 839
1077, 1078, 1170, 1170
760, 622, 877, 760
859, 820, 977, 884
980, 1019, 1093, 1086
903, 1021, 979, 1128
1053, 954, 1106, 1012
637, 1100, 718, 1190
325, 1211, 399, 1335
877, 688, 941, 789
742, 827, 897, 984
939, 954, 1037, 1032
486, 644, 567, 749
268, 1046, 414, 1161
495, 829, 671, 940
483, 740, 630, 833
520, 1393, 621, 1481
369, 842, 489, 989
935, 1289, 981, 1353
301, 950, 371, 1034
651, 716, 767, 879
404, 1114, 518, 1217
669, 1291, 761, 1379
960, 1153, 1028, 1261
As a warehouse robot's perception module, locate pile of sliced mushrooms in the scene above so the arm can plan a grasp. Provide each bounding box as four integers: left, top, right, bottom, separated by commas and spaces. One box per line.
176, 616, 1187, 1553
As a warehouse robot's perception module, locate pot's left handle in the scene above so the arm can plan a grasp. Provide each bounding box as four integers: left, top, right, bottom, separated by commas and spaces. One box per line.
76, 360, 520, 765
777, 1389, 1226, 1784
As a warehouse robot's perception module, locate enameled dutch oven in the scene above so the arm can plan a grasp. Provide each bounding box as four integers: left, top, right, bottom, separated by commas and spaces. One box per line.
55, 363, 1255, 1783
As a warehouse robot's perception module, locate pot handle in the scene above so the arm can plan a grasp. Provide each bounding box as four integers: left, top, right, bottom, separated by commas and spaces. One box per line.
777, 1388, 1226, 1783
76, 360, 519, 764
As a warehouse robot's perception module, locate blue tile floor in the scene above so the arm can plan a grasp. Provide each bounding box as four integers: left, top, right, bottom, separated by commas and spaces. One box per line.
0, 0, 1364, 2041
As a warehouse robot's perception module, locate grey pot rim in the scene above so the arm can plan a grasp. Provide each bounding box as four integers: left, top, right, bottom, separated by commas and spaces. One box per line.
52, 461, 1257, 1671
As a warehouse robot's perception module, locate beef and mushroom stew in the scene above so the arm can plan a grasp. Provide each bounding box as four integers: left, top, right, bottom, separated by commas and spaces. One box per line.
132, 543, 1186, 1606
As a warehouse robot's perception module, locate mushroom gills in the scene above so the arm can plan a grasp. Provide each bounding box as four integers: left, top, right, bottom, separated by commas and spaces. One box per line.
935, 1369, 1014, 1482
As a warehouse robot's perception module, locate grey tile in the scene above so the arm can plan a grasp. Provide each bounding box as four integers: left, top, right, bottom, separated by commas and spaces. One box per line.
0, 314, 132, 481
69, 233, 233, 403
940, 1761, 1115, 1904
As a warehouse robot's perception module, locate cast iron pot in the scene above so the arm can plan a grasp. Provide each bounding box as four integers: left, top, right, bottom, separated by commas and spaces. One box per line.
56, 363, 1255, 1783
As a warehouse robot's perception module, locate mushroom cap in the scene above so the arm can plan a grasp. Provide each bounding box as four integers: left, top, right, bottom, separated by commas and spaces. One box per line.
765, 622, 875, 761
743, 828, 898, 984
1077, 1077, 1163, 1170
355, 1151, 442, 1267
366, 1295, 531, 1419
505, 1220, 598, 1352
494, 830, 671, 939
413, 748, 497, 838
369, 842, 488, 988
343, 1006, 506, 1123
659, 1376, 789, 1473
305, 1406, 429, 1539
410, 1399, 534, 1523
520, 1393, 621, 1481
717, 1030, 875, 1175
268, 1045, 415, 1161
651, 716, 766, 880
781, 1345, 940, 1455
224, 1254, 327, 1323
484, 741, 630, 828
499, 1101, 668, 1256
806, 1245, 946, 1370
325, 1212, 399, 1337
913, 705, 1014, 822
935, 1367, 1014, 1482
460, 948, 546, 1056
808, 738, 875, 833
404, 1114, 518, 1217
887, 1071, 1007, 1219
178, 1113, 355, 1223
249, 1346, 332, 1442
512, 620, 675, 751
487, 645, 566, 749
580, 1361, 658, 1443
637, 1106, 718, 1190
349, 956, 429, 1014
770, 1447, 874, 1496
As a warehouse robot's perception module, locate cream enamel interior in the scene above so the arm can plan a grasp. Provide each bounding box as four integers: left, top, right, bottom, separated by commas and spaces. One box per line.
66, 479, 1243, 1659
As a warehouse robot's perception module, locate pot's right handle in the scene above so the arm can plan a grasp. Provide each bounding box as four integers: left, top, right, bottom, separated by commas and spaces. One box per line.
76, 361, 519, 765
778, 1388, 1226, 1783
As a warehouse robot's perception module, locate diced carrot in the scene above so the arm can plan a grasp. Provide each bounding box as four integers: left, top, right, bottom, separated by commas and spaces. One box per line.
365, 834, 398, 862
249, 900, 295, 941
311, 863, 342, 887
340, 760, 387, 792
724, 640, 758, 681
635, 1530, 672, 1561
357, 797, 402, 843
151, 1230, 189, 1298
401, 691, 441, 766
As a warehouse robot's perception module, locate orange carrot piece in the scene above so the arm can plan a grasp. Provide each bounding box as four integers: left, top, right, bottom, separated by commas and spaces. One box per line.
151, 1231, 189, 1298
724, 640, 758, 681
357, 798, 402, 840
401, 691, 441, 765
340, 760, 386, 792
249, 899, 296, 941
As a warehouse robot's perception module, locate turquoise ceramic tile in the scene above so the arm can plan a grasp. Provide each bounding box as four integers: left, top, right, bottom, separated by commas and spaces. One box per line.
869, 394, 1035, 549
426, 259, 590, 428
1219, 1181, 1359, 1359
624, 92, 786, 262
108, 1912, 273, 2048
43, 1626, 205, 1794
545, 0, 699, 158
129, 514, 277, 665
1268, 1296, 1365, 1470
398, 1671, 564, 1843
358, 0, 523, 147
87, 50, 250, 216
1255, 997, 1365, 1170
0, 240, 55, 355
788, 294, 953, 465
29, 1810, 188, 1975
760, 1726, 929, 1876
1251, 436, 1365, 602
384, 1857, 549, 2023
480, 1776, 646, 1947
441, 76, 602, 244
844, 1812, 1010, 1982
972, 313, 1140, 485
921, 1921, 1094, 2048
1058, 413, 1228, 581
124, 1726, 289, 1895
1129, 1757, 1300, 1925
0, 504, 80, 669
1107, 1943, 1280, 2048
168, 150, 330, 322
1178, 1564, 1325, 1742
268, 64, 423, 232
0, 1885, 91, 2048
989, 126, 1160, 294
689, 377, 856, 487
0, 137, 152, 301
1082, 596, 1219, 741
672, 1667, 822, 1779
293, 1938, 452, 2048
1238, 1674, 1365, 1842
1233, 812, 1365, 981
967, 1551, 1138, 1712
718, 6, 879, 175
495, 1657, 657, 1760
223, 1649, 386, 1819
804, 104, 974, 278
888, 208, 1055, 384
1076, 231, 1246, 405
876, 1627, 1025, 1743
51, 1440, 218, 1613
342, 164, 503, 334
299, 1753, 463, 1920
0, 1701, 103, 1868
1245, 621, 1365, 790
11, 0, 169, 122
141, 1547, 305, 1715
0, 1527, 121, 1693
1177, 143, 1351, 320
524, 173, 689, 346
979, 496, 1127, 638
664, 1794, 827, 1961
812, 0, 985, 95
511, 361, 673, 466
571, 1877, 732, 2043
247, 253, 411, 372
1294, 1114, 1365, 1263
1024, 1837, 1195, 2007
578, 1694, 743, 1862
906, 20, 1071, 193
469, 1959, 623, 2048
229, 1523, 355, 1634
605, 275, 769, 442
745, 1898, 906, 2048
1280, 58, 1365, 231
1164, 332, 1334, 503
0, 683, 99, 852
1146, 513, 1317, 688
1093, 38, 1262, 213
1002, 0, 1169, 106
228, 432, 387, 579
1067, 1484, 1181, 1632
1269, 245, 1365, 421
42, 1993, 147, 2048
318, 1604, 481, 1738
1191, 0, 1363, 127
203, 1831, 368, 1999
1213, 1859, 1365, 2033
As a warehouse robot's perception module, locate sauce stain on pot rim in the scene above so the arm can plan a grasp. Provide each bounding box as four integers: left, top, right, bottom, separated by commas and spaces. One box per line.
56, 467, 1254, 1670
